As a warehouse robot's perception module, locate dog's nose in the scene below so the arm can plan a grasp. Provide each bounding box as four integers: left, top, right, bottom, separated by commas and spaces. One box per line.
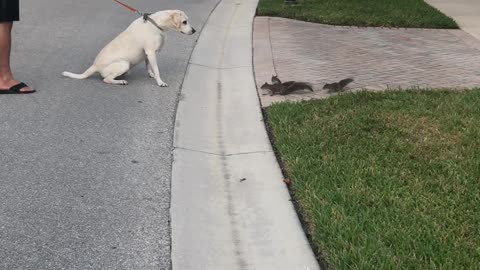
191, 28, 196, 34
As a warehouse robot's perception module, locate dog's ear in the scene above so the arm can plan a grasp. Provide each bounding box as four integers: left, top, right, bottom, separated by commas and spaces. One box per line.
170, 10, 184, 31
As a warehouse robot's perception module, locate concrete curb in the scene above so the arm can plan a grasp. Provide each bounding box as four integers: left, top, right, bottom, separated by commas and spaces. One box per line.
170, 0, 320, 269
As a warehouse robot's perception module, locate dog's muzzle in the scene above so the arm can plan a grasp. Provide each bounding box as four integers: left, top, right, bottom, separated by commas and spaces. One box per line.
182, 27, 196, 35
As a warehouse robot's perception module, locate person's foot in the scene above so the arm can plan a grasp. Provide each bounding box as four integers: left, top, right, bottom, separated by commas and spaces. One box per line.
0, 78, 35, 93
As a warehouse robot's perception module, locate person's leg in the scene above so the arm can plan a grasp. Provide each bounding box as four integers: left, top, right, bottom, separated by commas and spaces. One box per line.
0, 22, 33, 92
0, 0, 34, 93
0, 22, 15, 84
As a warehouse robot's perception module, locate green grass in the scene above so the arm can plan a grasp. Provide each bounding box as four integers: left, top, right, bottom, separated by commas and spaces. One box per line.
257, 0, 458, 29
265, 90, 480, 269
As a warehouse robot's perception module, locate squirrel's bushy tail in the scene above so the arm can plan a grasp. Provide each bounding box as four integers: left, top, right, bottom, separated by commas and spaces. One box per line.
306, 83, 314, 91
339, 78, 354, 88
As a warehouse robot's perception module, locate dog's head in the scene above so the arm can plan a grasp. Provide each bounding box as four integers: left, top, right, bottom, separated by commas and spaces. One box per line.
171, 10, 196, 35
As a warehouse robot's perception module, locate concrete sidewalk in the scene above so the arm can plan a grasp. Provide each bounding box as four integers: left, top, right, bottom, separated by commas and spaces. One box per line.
254, 17, 480, 107
171, 0, 320, 269
426, 0, 480, 40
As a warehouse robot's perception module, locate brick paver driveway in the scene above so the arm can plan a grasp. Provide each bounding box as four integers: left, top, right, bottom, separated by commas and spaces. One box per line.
254, 17, 480, 107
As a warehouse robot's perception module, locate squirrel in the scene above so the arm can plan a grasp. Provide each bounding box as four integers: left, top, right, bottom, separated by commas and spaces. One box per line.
261, 81, 314, 95
323, 78, 354, 93
261, 75, 314, 96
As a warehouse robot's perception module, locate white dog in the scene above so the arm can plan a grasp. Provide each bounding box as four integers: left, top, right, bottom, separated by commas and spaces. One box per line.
62, 10, 196, 87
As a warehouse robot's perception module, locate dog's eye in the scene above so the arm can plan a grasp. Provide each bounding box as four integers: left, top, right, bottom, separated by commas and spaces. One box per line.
182, 21, 187, 25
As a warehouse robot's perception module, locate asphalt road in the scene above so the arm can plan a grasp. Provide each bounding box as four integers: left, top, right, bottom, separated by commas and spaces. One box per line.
0, 0, 218, 269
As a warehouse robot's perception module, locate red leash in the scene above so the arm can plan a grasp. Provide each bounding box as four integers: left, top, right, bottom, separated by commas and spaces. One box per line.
111, 0, 164, 31
112, 0, 141, 15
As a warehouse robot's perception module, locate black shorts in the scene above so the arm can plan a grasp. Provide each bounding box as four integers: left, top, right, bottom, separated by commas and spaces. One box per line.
0, 0, 20, 22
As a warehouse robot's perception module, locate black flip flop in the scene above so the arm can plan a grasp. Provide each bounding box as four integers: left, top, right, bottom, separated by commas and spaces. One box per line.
0, 82, 36, 94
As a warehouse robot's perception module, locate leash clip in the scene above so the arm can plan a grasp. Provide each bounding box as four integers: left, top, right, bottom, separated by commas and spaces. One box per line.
142, 13, 152, 23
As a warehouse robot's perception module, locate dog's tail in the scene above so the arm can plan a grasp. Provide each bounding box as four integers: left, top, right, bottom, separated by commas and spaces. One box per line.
62, 65, 97, 80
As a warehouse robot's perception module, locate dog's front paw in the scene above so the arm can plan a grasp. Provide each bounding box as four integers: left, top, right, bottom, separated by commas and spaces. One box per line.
120, 80, 128, 85
158, 82, 168, 87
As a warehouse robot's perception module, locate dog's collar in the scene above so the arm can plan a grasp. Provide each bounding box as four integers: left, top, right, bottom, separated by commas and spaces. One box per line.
143, 13, 164, 31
